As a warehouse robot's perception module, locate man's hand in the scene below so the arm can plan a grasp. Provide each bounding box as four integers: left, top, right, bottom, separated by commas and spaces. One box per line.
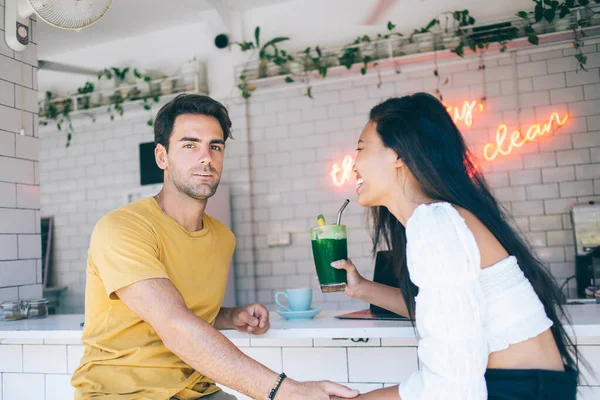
279, 379, 360, 400
232, 303, 270, 334
216, 303, 270, 334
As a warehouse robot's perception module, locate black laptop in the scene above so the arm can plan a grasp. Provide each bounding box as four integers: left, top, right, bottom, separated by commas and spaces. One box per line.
335, 251, 412, 321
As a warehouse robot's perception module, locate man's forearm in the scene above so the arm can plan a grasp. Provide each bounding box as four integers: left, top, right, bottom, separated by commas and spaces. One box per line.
160, 308, 277, 399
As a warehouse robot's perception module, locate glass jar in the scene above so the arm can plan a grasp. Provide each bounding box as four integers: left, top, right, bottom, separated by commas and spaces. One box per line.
0, 301, 27, 321
27, 299, 49, 319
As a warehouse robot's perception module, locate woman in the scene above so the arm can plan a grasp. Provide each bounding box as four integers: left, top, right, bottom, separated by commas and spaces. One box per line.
331, 93, 578, 399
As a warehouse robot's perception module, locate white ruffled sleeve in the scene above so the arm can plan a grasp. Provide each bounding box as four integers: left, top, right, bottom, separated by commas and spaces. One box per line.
398, 202, 488, 400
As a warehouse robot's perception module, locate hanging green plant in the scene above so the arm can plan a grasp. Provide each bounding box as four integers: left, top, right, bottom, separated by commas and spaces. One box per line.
98, 68, 113, 80
376, 21, 403, 40
446, 11, 478, 57
302, 46, 329, 78
133, 69, 161, 125
237, 74, 256, 99
517, 0, 599, 70
107, 92, 125, 121
234, 26, 291, 79
339, 35, 371, 72
76, 81, 94, 110
142, 95, 161, 126
232, 1, 599, 100
270, 49, 294, 68
111, 67, 130, 82
361, 55, 373, 75
374, 21, 403, 59
60, 98, 74, 147
39, 91, 75, 147
573, 26, 588, 71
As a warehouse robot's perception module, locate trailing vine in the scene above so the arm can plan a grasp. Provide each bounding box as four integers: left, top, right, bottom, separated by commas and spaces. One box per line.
234, 1, 599, 100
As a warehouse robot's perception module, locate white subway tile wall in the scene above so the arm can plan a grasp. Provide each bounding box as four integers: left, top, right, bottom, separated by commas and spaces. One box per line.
2, 373, 44, 399
0, 11, 42, 300
2, 340, 599, 399
38, 43, 600, 313
45, 374, 75, 400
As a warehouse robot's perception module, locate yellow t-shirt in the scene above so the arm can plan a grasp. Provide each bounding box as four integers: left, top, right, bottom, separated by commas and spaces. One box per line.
72, 197, 236, 400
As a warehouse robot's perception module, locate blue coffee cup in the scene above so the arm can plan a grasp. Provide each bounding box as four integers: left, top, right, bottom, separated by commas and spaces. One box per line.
275, 288, 312, 312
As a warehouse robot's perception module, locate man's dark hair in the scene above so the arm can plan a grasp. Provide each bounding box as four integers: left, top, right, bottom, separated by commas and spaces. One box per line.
154, 94, 233, 151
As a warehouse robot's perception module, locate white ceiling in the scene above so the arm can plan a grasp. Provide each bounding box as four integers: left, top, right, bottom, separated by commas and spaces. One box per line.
36, 0, 292, 57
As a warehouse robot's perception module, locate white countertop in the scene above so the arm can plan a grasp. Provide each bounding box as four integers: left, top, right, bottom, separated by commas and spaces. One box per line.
1, 306, 600, 342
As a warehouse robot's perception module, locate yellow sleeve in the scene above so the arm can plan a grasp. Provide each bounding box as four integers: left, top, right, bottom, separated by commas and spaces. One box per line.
89, 210, 169, 299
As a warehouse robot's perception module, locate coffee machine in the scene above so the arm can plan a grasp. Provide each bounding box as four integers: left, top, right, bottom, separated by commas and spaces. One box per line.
571, 201, 600, 298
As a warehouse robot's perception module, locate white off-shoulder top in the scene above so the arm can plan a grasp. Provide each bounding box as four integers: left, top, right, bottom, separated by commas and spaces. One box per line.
398, 202, 553, 400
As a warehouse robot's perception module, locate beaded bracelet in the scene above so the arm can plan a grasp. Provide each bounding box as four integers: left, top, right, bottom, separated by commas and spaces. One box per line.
267, 372, 287, 400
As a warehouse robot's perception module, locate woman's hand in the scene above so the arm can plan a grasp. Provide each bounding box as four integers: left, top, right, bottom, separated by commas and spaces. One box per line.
331, 259, 366, 299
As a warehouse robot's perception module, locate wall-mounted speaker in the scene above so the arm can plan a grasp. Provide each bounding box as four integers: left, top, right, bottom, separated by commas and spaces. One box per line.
215, 33, 229, 49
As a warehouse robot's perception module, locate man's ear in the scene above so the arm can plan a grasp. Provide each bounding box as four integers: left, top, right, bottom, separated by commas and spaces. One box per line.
155, 144, 167, 170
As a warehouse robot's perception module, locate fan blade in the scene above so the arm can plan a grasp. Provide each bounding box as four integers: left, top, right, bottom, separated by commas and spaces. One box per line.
38, 60, 100, 76
361, 0, 398, 25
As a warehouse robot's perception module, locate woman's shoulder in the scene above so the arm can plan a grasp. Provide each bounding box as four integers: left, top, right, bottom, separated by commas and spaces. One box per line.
405, 202, 482, 283
407, 201, 508, 269
406, 201, 462, 230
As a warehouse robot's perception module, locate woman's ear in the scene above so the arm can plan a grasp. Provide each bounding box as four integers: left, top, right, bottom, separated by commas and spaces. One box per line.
394, 156, 405, 169
155, 144, 168, 170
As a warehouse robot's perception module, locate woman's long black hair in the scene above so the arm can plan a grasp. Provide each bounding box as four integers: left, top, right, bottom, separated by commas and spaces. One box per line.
369, 92, 577, 370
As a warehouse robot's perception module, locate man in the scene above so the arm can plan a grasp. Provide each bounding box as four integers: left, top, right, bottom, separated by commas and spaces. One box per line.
71, 94, 359, 400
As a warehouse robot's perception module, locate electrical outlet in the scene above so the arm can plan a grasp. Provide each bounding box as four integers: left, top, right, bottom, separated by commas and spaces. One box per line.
267, 232, 292, 247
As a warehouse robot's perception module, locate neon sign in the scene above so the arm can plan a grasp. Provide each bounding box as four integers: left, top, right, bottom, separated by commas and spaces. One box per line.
483, 112, 569, 161
445, 100, 485, 127
331, 155, 354, 187
330, 107, 569, 186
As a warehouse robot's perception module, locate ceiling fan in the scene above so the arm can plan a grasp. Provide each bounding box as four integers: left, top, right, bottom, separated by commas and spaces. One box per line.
361, 0, 399, 25
5, 0, 113, 52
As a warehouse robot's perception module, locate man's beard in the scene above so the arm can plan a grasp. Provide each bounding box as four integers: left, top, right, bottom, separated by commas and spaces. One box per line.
170, 166, 220, 201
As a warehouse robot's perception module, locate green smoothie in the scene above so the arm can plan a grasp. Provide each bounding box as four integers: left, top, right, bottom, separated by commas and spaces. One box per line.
310, 224, 348, 293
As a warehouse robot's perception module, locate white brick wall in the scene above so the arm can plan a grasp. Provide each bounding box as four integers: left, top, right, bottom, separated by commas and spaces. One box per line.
39, 41, 600, 312
0, 6, 41, 302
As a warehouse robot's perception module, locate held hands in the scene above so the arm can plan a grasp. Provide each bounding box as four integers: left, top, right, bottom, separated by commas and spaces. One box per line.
231, 303, 270, 335
281, 378, 360, 400
330, 259, 366, 299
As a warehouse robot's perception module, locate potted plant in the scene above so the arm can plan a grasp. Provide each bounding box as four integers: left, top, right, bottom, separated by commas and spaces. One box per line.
439, 12, 461, 49
107, 91, 125, 121
269, 48, 294, 77
41, 91, 58, 120
446, 10, 479, 57
237, 73, 255, 99
234, 26, 290, 78
160, 76, 174, 95
339, 35, 373, 74
401, 36, 419, 55
180, 58, 204, 91
111, 67, 131, 97
374, 21, 403, 59
97, 68, 115, 105
402, 18, 436, 54
302, 46, 330, 78
134, 68, 153, 97
76, 81, 94, 110
408, 18, 438, 53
